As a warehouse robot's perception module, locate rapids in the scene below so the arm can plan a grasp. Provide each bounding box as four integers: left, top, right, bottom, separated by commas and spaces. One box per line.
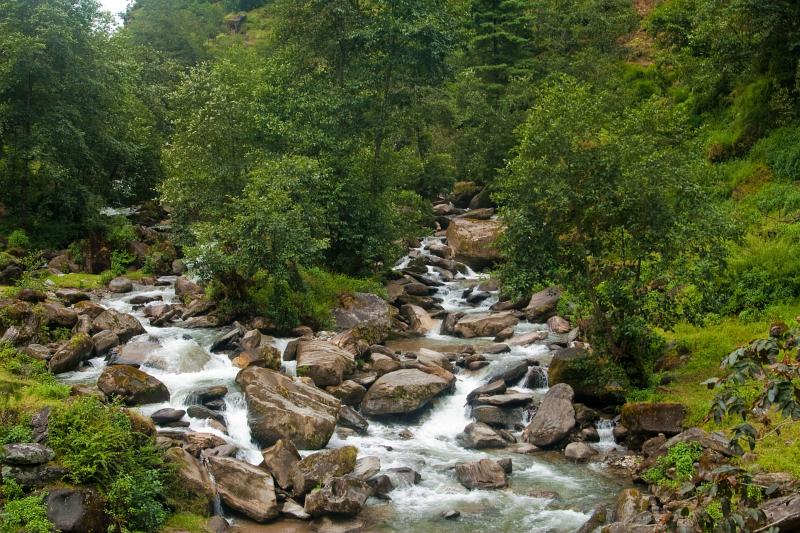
56, 236, 628, 532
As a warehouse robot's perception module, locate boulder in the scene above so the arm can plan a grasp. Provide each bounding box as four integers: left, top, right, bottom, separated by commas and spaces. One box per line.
468, 186, 493, 209
523, 287, 561, 322
620, 402, 686, 448
175, 276, 203, 300
184, 433, 227, 456
453, 311, 518, 338
445, 217, 504, 269
296, 340, 355, 387
416, 348, 453, 371
291, 446, 358, 496
466, 380, 506, 404
48, 334, 94, 374
108, 277, 133, 293
304, 476, 371, 517
45, 488, 106, 533
186, 405, 224, 424
207, 456, 280, 523
56, 289, 89, 305
360, 369, 450, 416
486, 357, 529, 384
338, 405, 369, 435
91, 309, 145, 343
451, 181, 482, 208
522, 383, 575, 447
110, 339, 160, 366
96, 365, 170, 405
151, 408, 186, 425
74, 300, 105, 319
352, 456, 380, 481
368, 353, 401, 376
400, 304, 435, 336
564, 442, 598, 462
440, 312, 464, 335
332, 292, 392, 335
261, 439, 301, 490
547, 316, 571, 334
236, 367, 340, 449
456, 422, 507, 449
164, 447, 215, 514
232, 344, 281, 371
326, 380, 367, 406
17, 288, 46, 302
472, 405, 523, 428
454, 459, 508, 490
21, 344, 51, 361
548, 348, 626, 406
615, 488, 650, 524
760, 494, 800, 532
41, 302, 79, 328
473, 392, 534, 408
1, 443, 55, 465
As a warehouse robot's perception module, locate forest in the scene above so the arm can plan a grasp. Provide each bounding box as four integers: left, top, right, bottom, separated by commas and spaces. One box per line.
1, 0, 800, 532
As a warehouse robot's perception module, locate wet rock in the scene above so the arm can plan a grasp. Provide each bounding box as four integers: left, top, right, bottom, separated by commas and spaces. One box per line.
400, 304, 435, 336
208, 456, 280, 523
453, 311, 518, 338
486, 357, 529, 384
151, 408, 186, 425
108, 277, 133, 293
416, 348, 453, 371
360, 369, 450, 416
366, 474, 394, 497
522, 383, 575, 447
97, 365, 170, 405
175, 276, 203, 300
466, 379, 506, 403
454, 459, 508, 490
579, 427, 600, 443
493, 326, 515, 342
386, 467, 421, 487
210, 323, 245, 352
191, 385, 228, 404
304, 476, 371, 517
296, 340, 355, 387
326, 380, 367, 406
456, 422, 507, 449
641, 434, 667, 458
473, 392, 534, 408
352, 456, 380, 481
232, 344, 281, 370
523, 366, 549, 389
439, 312, 464, 336
338, 405, 369, 435
472, 405, 523, 428
368, 353, 401, 376
507, 330, 549, 347
187, 405, 225, 424
281, 498, 310, 520
45, 488, 106, 533
48, 334, 94, 374
129, 294, 162, 305
92, 309, 145, 343
291, 446, 358, 496
564, 442, 598, 462
523, 287, 561, 322
109, 339, 160, 367
261, 439, 301, 490
547, 315, 571, 334
1, 443, 55, 465
164, 447, 215, 514
615, 488, 650, 524
237, 367, 341, 449
446, 217, 504, 269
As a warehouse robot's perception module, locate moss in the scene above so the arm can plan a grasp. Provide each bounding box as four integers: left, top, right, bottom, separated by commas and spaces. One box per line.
45, 273, 103, 290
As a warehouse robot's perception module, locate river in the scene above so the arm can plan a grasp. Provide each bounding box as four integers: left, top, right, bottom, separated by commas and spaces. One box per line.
56, 233, 627, 532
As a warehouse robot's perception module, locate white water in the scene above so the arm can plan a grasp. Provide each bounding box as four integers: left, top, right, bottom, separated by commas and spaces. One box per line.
56, 220, 626, 531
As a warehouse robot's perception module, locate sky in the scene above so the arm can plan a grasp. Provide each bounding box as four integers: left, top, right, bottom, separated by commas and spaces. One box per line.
100, 0, 129, 17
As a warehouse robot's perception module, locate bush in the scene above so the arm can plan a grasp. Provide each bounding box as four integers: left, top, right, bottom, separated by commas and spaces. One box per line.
104, 216, 137, 250
0, 424, 33, 445
110, 250, 135, 277
47, 396, 171, 532
6, 229, 30, 251
0, 495, 54, 533
642, 441, 703, 490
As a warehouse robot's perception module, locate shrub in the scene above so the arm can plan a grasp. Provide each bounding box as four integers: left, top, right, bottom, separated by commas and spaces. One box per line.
99, 270, 115, 285
0, 424, 33, 445
0, 494, 54, 533
47, 397, 171, 532
110, 250, 135, 277
105, 216, 137, 250
642, 441, 703, 490
6, 229, 30, 251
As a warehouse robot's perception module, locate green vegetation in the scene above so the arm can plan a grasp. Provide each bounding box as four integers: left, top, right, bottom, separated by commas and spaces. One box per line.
0, 494, 54, 533
642, 441, 703, 490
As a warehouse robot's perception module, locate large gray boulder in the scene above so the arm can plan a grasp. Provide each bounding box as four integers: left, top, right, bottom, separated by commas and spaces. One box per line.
524, 287, 561, 322
1, 443, 55, 465
304, 476, 371, 517
48, 334, 94, 374
446, 217, 504, 269
454, 459, 508, 490
456, 422, 507, 449
290, 446, 358, 496
236, 367, 340, 449
522, 383, 575, 447
360, 369, 450, 416
332, 292, 393, 333
207, 456, 279, 523
296, 339, 355, 387
453, 311, 519, 338
45, 488, 106, 533
91, 309, 145, 343
96, 365, 170, 405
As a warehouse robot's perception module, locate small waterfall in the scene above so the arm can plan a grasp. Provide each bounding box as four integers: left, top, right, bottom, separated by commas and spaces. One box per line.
593, 419, 620, 452
522, 366, 548, 389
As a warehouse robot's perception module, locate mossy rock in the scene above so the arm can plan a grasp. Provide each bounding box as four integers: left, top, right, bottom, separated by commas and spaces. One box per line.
547, 348, 627, 407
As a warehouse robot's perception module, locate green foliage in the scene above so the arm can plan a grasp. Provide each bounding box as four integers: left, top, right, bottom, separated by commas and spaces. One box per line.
0, 423, 33, 445
498, 76, 728, 384
110, 250, 135, 277
47, 396, 171, 532
0, 494, 54, 533
0, 343, 51, 383
642, 441, 702, 489
0, 478, 24, 500
6, 230, 30, 251
104, 216, 137, 250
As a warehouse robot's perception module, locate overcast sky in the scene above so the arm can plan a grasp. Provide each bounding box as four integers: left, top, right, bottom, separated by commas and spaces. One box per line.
100, 0, 129, 18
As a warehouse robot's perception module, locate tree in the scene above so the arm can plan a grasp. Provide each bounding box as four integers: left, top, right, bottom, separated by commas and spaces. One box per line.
0, 0, 161, 245
497, 76, 727, 384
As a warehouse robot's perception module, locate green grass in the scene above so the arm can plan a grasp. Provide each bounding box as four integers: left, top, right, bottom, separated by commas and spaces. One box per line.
647, 300, 800, 478
162, 512, 209, 533
45, 273, 104, 289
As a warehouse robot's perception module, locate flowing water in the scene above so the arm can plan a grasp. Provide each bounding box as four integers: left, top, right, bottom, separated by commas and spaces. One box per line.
57, 232, 627, 532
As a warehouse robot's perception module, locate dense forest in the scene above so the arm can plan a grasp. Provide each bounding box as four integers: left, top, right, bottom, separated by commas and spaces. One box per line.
1, 0, 800, 532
